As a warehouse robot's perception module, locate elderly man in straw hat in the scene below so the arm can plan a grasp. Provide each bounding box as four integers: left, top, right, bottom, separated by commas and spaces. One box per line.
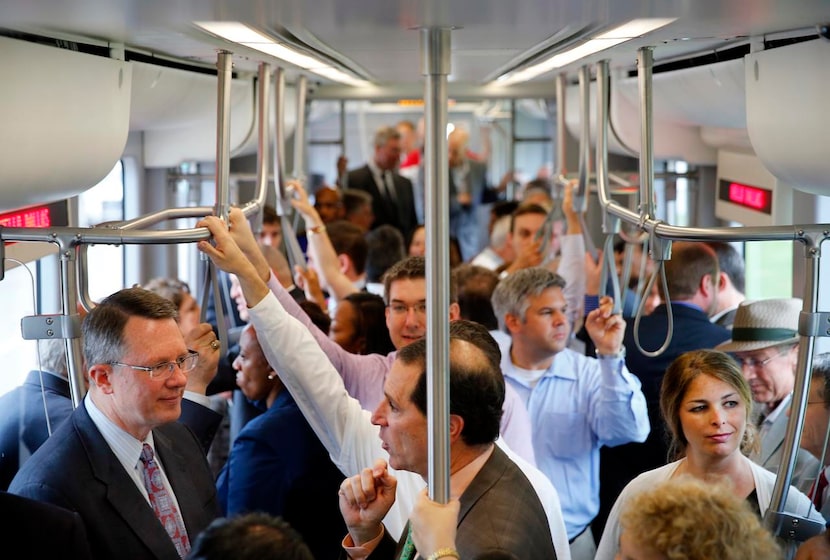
716, 297, 820, 492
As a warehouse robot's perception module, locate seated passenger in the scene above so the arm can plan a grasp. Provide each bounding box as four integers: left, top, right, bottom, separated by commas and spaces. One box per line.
595, 349, 823, 560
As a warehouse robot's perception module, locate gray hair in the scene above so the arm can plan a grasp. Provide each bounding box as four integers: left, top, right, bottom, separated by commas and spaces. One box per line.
491, 267, 566, 332
36, 337, 69, 377
373, 125, 400, 148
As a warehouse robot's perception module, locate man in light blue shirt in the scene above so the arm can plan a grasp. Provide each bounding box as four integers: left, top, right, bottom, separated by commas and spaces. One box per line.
491, 267, 649, 560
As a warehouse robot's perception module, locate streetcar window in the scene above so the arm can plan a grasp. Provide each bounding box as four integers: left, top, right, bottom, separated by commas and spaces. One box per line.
78, 161, 125, 301
0, 264, 39, 397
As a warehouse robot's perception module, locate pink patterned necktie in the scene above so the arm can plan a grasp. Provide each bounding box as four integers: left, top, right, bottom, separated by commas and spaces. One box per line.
140, 443, 191, 557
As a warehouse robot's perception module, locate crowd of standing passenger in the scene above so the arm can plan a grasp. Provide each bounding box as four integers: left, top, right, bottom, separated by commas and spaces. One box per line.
2, 119, 828, 560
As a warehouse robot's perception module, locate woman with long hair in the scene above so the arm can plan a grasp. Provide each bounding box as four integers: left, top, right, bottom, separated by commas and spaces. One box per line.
596, 349, 823, 559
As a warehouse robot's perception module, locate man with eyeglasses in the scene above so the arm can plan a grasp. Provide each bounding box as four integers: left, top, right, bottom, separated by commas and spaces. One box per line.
9, 287, 220, 559
716, 297, 820, 493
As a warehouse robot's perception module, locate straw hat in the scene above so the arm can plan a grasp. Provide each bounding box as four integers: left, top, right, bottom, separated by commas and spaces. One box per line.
715, 298, 802, 353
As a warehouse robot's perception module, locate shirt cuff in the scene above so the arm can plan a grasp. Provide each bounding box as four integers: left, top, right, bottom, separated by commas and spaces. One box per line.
342, 527, 385, 560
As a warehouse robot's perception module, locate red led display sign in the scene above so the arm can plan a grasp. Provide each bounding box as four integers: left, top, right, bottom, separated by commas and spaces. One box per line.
1, 200, 69, 244
718, 179, 772, 215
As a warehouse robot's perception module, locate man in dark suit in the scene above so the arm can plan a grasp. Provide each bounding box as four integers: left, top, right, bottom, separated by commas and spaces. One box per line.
337, 321, 556, 560
9, 287, 220, 560
595, 241, 731, 541
707, 241, 746, 329
0, 332, 223, 490
344, 125, 418, 239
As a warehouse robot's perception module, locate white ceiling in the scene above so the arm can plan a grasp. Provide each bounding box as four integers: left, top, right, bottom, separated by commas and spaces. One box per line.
2, 0, 828, 87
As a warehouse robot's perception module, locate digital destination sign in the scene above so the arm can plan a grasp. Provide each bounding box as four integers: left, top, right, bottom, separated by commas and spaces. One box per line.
718, 179, 772, 214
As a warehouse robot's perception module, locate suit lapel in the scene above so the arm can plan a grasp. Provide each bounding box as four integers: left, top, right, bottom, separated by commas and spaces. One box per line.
153, 427, 201, 536
74, 405, 181, 559
456, 446, 506, 525
759, 406, 789, 466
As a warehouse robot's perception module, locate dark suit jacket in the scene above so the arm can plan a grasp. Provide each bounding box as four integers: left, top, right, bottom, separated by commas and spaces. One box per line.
9, 402, 220, 560
0, 491, 93, 558
0, 370, 73, 490
217, 391, 346, 559
0, 371, 222, 490
595, 303, 731, 537
346, 164, 418, 238
368, 446, 556, 560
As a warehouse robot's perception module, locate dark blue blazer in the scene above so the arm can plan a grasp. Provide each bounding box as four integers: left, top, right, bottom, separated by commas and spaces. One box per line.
0, 491, 93, 558
9, 401, 220, 560
0, 370, 73, 491
346, 164, 418, 239
217, 391, 345, 560
0, 371, 222, 490
595, 303, 731, 537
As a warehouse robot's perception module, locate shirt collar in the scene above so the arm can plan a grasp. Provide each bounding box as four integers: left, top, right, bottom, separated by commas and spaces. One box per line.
448, 444, 494, 500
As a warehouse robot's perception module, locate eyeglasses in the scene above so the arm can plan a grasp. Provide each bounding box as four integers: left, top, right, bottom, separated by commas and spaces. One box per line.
387, 302, 428, 317
109, 351, 199, 380
734, 348, 789, 369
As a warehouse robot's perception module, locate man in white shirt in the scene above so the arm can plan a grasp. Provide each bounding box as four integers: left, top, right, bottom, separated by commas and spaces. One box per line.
196, 212, 573, 559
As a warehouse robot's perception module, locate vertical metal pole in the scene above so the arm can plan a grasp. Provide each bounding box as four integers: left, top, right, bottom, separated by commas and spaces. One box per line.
339, 100, 347, 185
215, 51, 233, 223
576, 65, 591, 213
595, 61, 611, 212
273, 67, 287, 210
766, 242, 819, 530
507, 99, 516, 201
293, 74, 308, 183
60, 244, 85, 407
251, 62, 272, 232
555, 73, 567, 179
421, 26, 451, 504
638, 47, 655, 220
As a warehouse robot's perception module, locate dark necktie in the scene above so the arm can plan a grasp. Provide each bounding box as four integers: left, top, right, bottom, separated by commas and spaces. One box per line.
140, 443, 191, 557
811, 469, 828, 510
383, 171, 398, 204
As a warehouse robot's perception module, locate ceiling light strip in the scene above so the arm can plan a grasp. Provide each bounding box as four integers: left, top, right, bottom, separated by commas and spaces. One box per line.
195, 21, 369, 86
497, 18, 676, 85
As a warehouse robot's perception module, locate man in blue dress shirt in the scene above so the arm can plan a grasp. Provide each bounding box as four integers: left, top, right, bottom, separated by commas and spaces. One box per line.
491, 267, 650, 560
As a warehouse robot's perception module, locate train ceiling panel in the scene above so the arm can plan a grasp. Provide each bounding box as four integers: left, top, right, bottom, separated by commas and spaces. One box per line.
1, 0, 827, 86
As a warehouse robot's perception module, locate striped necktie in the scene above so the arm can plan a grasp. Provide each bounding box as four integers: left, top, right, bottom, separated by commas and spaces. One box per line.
140, 443, 191, 557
